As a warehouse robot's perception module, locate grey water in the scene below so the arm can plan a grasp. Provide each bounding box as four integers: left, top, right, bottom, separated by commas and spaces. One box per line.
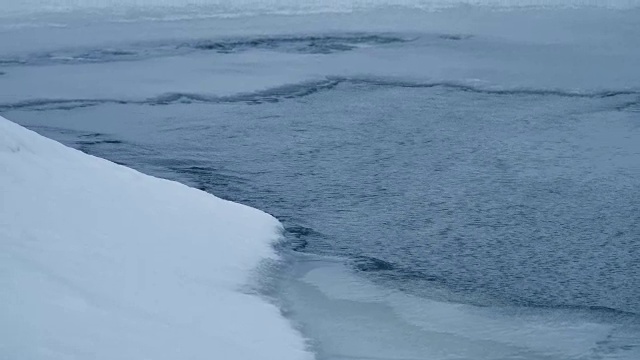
2, 6, 640, 360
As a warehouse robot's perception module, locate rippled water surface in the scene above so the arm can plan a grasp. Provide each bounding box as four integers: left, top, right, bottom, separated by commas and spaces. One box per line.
2, 6, 640, 359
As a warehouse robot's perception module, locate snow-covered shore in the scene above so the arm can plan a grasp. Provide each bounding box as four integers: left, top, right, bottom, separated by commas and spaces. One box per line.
0, 115, 311, 360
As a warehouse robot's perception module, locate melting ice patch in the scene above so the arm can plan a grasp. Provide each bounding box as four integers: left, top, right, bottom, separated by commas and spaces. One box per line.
0, 34, 407, 67
280, 255, 640, 360
0, 116, 313, 360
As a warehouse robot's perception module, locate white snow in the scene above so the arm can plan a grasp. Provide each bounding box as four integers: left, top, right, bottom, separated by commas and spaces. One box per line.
0, 115, 312, 360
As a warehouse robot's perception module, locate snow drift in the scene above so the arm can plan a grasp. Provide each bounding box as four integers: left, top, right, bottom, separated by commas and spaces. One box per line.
0, 115, 312, 360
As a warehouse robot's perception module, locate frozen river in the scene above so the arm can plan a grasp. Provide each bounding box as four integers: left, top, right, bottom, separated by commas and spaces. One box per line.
2, 2, 640, 359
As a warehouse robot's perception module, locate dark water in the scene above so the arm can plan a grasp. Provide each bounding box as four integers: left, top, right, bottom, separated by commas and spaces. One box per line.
7, 80, 640, 315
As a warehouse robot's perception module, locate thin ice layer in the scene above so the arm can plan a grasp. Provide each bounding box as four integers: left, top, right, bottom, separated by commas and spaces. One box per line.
3, 0, 638, 17
282, 255, 640, 360
0, 116, 312, 360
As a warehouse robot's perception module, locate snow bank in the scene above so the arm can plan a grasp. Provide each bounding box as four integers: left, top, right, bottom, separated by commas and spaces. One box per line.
0, 116, 312, 360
